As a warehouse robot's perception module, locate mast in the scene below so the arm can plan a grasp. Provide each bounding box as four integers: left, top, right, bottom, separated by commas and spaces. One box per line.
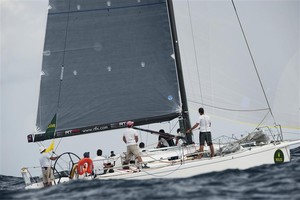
166, 0, 192, 138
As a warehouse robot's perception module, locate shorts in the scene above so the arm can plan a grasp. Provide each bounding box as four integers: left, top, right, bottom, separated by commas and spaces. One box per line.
126, 144, 140, 161
199, 132, 212, 146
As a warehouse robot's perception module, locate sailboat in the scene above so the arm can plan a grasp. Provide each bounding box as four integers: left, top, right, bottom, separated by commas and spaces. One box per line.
21, 0, 300, 189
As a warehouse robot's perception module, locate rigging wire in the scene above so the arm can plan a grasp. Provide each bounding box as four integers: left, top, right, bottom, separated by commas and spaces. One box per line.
252, 111, 270, 132
231, 0, 277, 125
54, 138, 63, 153
187, 0, 204, 106
55, 0, 72, 132
189, 99, 269, 112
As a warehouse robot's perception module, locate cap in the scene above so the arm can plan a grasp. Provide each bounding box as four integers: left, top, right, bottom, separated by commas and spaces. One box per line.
83, 152, 90, 158
39, 146, 46, 153
126, 121, 134, 127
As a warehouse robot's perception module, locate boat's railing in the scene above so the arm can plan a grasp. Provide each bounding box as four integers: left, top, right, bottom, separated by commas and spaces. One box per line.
213, 135, 239, 148
214, 125, 284, 148
21, 166, 70, 186
257, 124, 283, 142
211, 125, 284, 156
244, 125, 283, 145
212, 135, 240, 156
21, 167, 42, 186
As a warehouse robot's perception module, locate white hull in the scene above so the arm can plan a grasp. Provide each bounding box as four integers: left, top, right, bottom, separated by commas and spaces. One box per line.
97, 141, 295, 180
24, 140, 299, 189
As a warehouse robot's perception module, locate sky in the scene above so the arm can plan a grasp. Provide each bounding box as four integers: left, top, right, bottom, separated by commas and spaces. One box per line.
1, 0, 49, 177
1, 0, 299, 177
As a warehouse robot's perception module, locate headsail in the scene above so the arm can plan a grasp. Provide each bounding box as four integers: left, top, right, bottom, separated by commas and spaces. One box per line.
28, 0, 185, 142
174, 0, 300, 134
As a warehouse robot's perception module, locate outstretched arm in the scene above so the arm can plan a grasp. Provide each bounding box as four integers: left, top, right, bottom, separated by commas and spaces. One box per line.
187, 123, 199, 133
50, 156, 57, 160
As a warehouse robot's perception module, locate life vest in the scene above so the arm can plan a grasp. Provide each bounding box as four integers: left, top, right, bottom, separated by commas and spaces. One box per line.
77, 158, 93, 175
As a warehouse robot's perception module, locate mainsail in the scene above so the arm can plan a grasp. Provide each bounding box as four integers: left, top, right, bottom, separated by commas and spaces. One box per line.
28, 0, 187, 142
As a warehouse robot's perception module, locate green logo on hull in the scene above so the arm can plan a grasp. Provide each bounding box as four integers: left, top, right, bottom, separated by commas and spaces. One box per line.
274, 149, 284, 164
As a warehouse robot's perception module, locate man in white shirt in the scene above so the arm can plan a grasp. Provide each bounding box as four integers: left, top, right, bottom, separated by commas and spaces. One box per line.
187, 108, 215, 158
39, 146, 57, 187
123, 121, 143, 165
93, 149, 110, 175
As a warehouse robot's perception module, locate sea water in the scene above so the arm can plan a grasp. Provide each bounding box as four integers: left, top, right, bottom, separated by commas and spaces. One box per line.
1, 147, 300, 200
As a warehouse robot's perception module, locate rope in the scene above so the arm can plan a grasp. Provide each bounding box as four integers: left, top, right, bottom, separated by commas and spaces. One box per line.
55, 138, 63, 153
141, 161, 183, 178
231, 0, 277, 125
252, 111, 270, 132
189, 99, 269, 112
140, 149, 187, 178
133, 127, 176, 139
140, 147, 210, 178
142, 145, 197, 163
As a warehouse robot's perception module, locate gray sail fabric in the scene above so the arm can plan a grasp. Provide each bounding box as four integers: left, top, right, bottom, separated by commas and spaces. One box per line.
36, 0, 181, 134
